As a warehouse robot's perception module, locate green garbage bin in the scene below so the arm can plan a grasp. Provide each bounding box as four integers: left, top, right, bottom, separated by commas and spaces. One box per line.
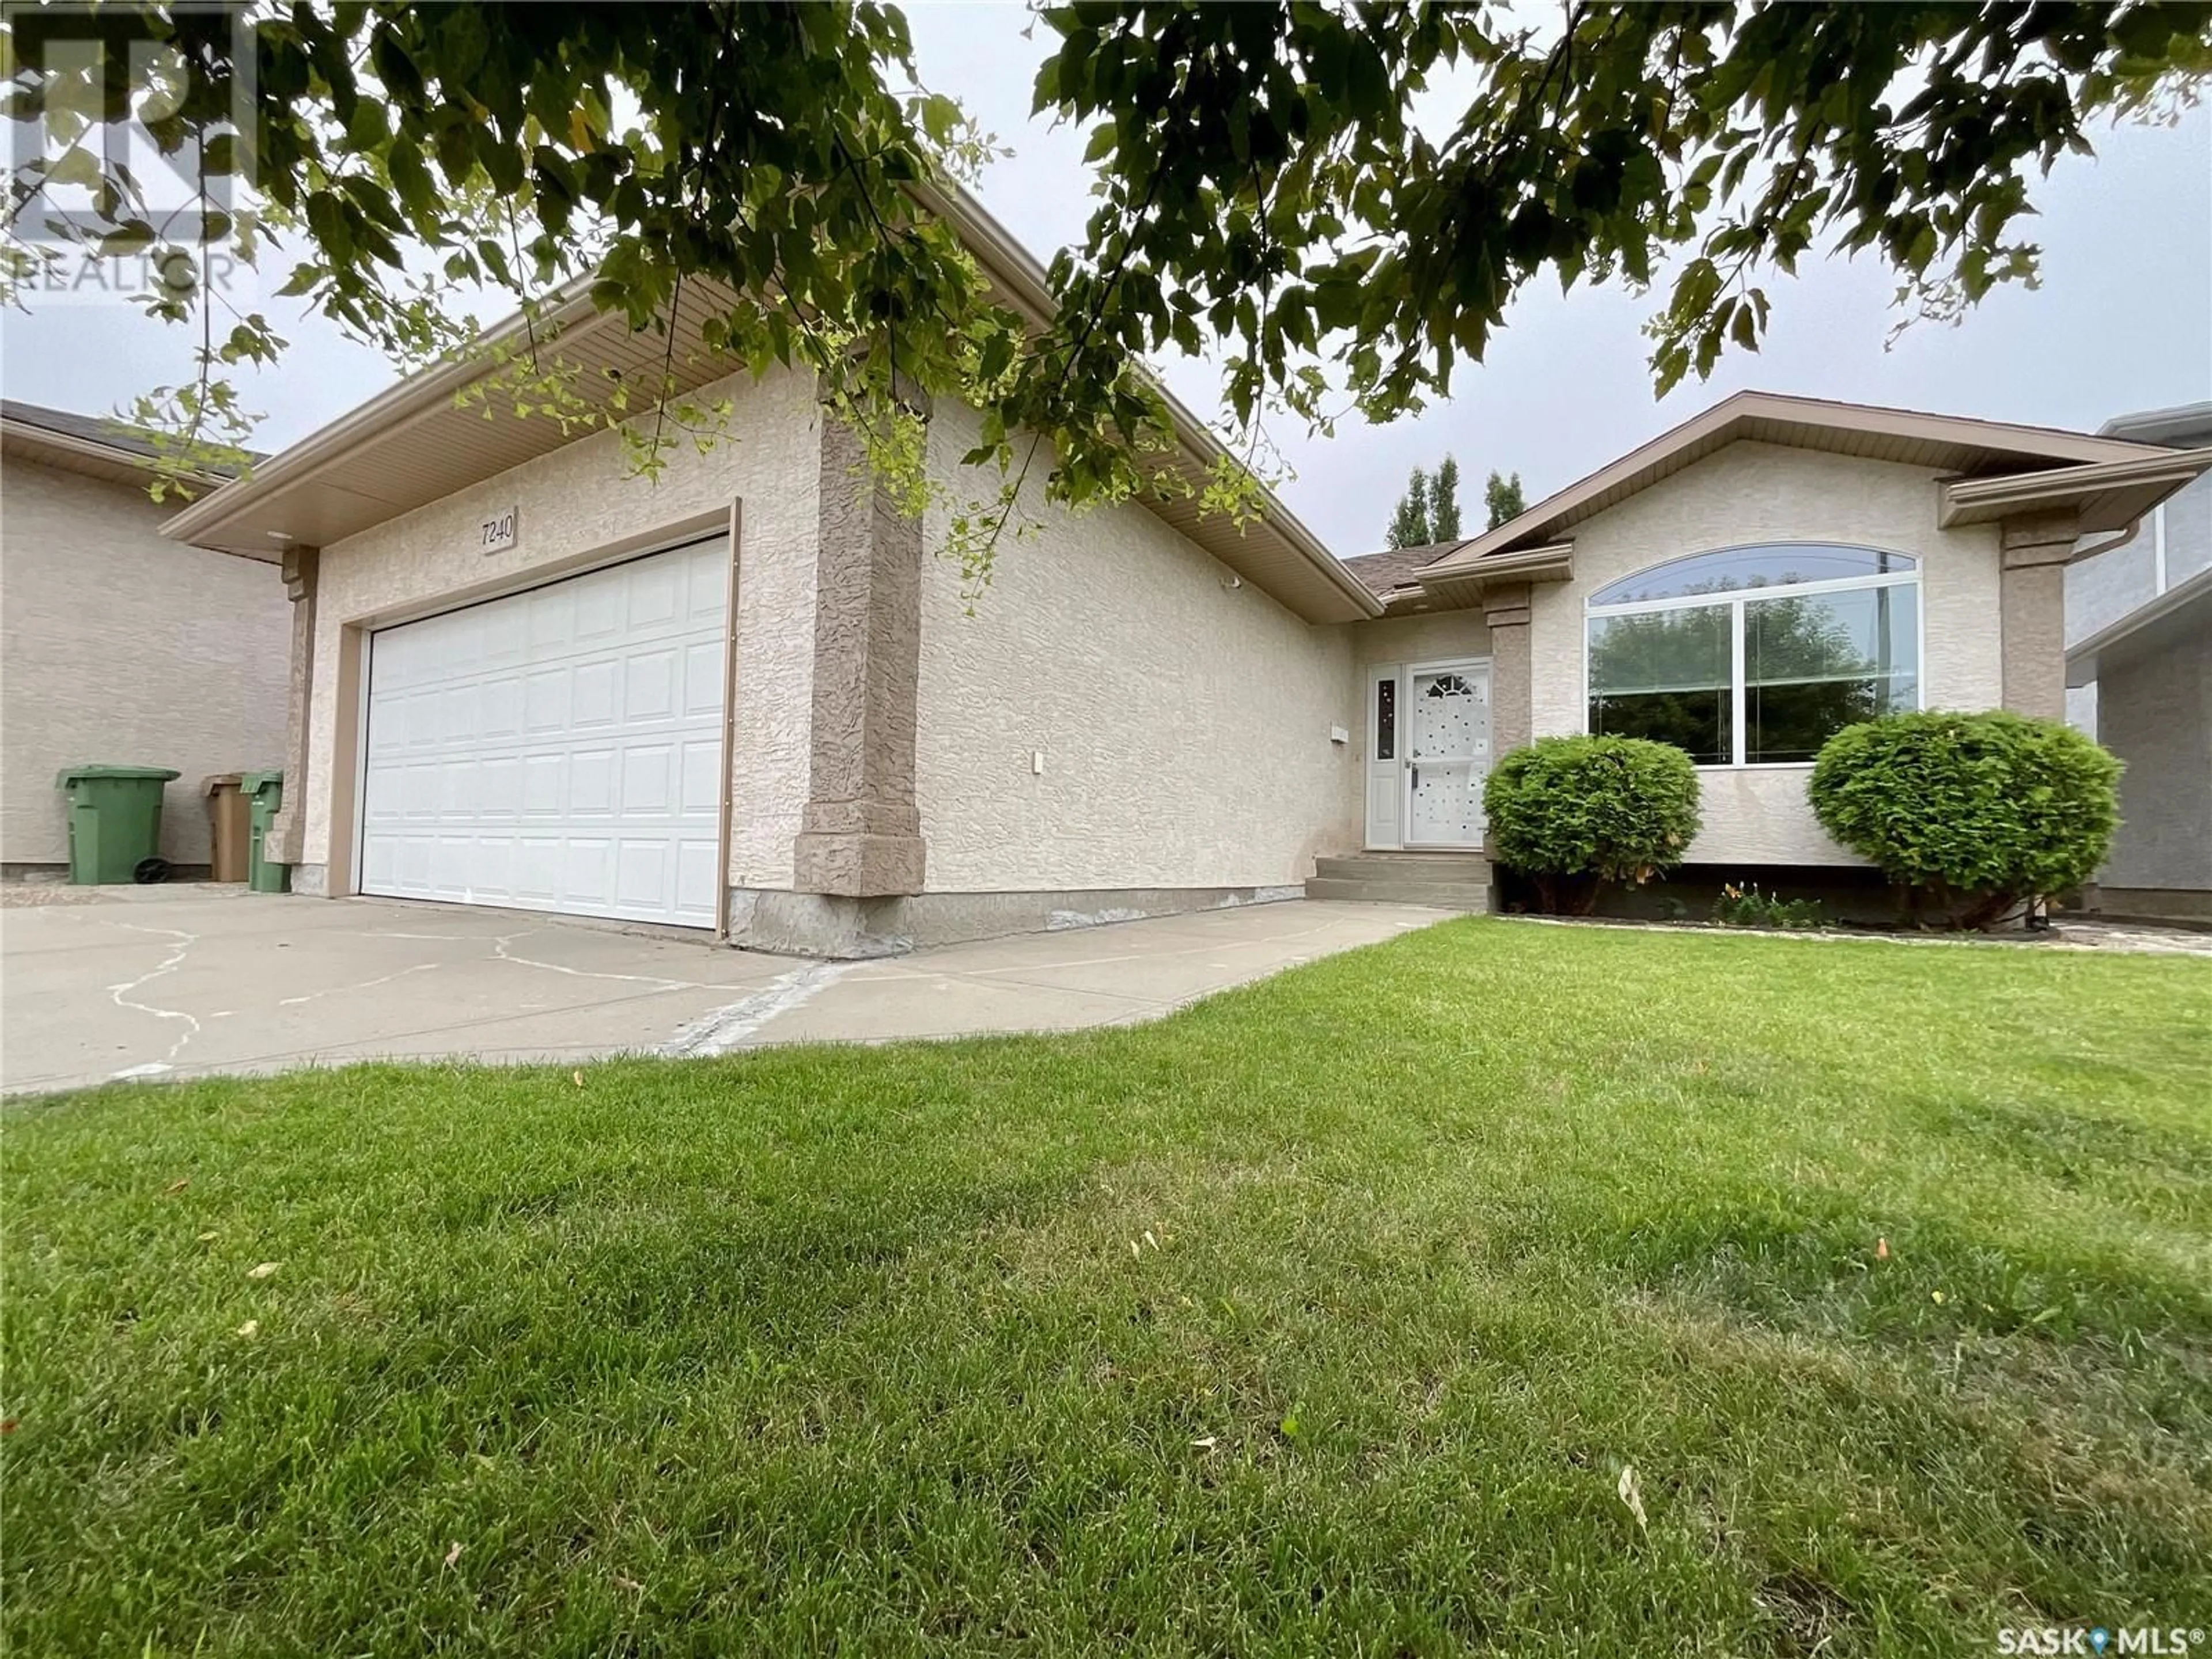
240, 770, 289, 893
54, 766, 182, 885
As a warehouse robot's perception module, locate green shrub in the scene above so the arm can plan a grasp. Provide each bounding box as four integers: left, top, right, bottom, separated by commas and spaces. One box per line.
1711, 882, 1827, 930
1808, 710, 2120, 929
1483, 736, 1702, 914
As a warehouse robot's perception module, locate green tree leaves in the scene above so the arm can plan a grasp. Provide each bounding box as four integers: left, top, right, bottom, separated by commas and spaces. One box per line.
1386, 465, 1432, 549
1484, 471, 1527, 531
5, 2, 2206, 562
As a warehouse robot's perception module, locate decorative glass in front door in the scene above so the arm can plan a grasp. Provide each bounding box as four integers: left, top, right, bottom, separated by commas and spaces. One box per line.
1407, 668, 1490, 844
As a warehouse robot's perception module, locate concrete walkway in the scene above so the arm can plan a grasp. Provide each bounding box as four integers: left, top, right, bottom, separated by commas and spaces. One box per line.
0, 887, 1442, 1095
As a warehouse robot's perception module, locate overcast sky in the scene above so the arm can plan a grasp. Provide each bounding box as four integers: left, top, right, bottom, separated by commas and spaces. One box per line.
4, 2, 2208, 556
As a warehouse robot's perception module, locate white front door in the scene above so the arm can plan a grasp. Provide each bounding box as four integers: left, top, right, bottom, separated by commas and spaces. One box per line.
1404, 661, 1490, 847
359, 536, 730, 927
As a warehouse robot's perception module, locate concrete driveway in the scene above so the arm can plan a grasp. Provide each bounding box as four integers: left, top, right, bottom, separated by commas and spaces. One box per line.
1, 887, 1442, 1095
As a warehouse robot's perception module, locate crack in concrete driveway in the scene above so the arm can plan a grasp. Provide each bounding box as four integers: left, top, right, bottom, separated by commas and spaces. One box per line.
3, 888, 1444, 1095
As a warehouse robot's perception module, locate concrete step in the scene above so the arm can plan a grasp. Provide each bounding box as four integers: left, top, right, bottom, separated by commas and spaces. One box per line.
1304, 876, 1491, 909
1312, 855, 1493, 885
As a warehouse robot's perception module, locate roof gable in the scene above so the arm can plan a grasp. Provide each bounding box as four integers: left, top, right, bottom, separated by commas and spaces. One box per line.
158, 185, 1381, 623
1421, 392, 2186, 590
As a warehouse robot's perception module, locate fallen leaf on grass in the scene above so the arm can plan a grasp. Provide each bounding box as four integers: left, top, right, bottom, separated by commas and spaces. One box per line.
235, 1320, 259, 1339
573, 1070, 586, 1088
163, 1178, 190, 1195
1875, 1237, 1889, 1260
613, 1574, 643, 1593
444, 1541, 464, 1568
1190, 1435, 1217, 1450
1617, 1464, 1649, 1531
196, 1231, 219, 1243
246, 1262, 281, 1281
1, 1419, 17, 1435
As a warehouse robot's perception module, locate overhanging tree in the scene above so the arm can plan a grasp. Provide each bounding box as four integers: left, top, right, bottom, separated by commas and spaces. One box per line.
6, 1, 2207, 570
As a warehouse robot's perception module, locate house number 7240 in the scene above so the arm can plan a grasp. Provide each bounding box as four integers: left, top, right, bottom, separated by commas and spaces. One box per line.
480, 507, 519, 555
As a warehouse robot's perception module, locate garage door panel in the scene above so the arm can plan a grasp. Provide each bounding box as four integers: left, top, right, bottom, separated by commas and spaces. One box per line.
677, 841, 720, 918
680, 739, 721, 815
616, 839, 670, 909
362, 537, 728, 927
620, 743, 674, 814
570, 749, 616, 814
572, 660, 619, 726
525, 669, 568, 732
625, 649, 677, 719
479, 676, 523, 739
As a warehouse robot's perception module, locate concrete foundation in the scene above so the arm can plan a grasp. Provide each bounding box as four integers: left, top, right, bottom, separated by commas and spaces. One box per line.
726, 883, 1308, 959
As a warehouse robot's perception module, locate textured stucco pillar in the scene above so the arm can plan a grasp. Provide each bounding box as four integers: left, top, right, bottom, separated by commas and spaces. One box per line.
791, 400, 929, 897
265, 544, 319, 865
1998, 510, 2077, 721
1483, 582, 1534, 753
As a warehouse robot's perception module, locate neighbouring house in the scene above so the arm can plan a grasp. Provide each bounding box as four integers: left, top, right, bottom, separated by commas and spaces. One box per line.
2, 402, 292, 880
157, 191, 2212, 953
2066, 401, 2212, 925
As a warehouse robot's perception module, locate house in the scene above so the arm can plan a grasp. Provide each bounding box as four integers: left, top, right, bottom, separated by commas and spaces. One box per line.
1, 402, 292, 880
157, 192, 2212, 953
2065, 401, 2212, 925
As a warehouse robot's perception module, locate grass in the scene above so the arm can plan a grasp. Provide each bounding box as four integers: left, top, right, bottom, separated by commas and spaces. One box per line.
5, 918, 2211, 1657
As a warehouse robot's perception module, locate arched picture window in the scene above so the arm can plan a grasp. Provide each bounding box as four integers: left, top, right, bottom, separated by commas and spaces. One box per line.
1585, 544, 1920, 766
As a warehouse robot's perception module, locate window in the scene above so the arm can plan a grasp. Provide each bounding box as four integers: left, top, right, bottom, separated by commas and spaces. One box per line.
1586, 544, 1919, 767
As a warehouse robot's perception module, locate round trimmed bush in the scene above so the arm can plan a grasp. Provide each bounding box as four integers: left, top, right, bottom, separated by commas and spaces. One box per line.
1482, 736, 1702, 913
1808, 710, 2120, 928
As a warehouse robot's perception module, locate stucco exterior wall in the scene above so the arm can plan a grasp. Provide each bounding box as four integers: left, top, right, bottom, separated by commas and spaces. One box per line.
2096, 615, 2212, 893
302, 367, 821, 888
1527, 441, 2005, 866
912, 402, 1361, 892
2, 455, 291, 868
1350, 609, 1494, 671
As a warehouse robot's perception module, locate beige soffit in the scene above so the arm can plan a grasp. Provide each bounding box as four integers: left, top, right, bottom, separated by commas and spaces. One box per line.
164, 184, 1381, 623
1416, 541, 1575, 609
2, 406, 237, 508
1417, 390, 2191, 596
1938, 448, 2212, 532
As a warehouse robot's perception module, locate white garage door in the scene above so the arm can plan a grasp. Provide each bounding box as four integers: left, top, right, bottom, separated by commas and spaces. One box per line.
359, 537, 729, 927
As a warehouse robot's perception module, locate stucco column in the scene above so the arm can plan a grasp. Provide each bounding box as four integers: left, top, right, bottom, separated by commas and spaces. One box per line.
791, 397, 930, 897
1483, 582, 1534, 753
1998, 509, 2077, 722
264, 544, 319, 866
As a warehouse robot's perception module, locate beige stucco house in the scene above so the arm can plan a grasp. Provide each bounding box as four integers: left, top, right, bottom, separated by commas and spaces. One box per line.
157, 195, 2212, 953
2, 403, 292, 878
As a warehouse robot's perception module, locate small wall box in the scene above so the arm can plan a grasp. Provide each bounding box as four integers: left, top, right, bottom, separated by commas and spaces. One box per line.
1330, 725, 1350, 744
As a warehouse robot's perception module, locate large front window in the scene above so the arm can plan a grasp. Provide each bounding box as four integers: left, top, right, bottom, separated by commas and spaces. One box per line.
1586, 544, 1920, 766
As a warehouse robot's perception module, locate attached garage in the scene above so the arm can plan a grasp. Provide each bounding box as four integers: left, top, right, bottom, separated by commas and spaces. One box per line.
358, 536, 731, 927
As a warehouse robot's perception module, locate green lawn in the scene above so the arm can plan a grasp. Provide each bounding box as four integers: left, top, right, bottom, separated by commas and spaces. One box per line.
6, 920, 2210, 1657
